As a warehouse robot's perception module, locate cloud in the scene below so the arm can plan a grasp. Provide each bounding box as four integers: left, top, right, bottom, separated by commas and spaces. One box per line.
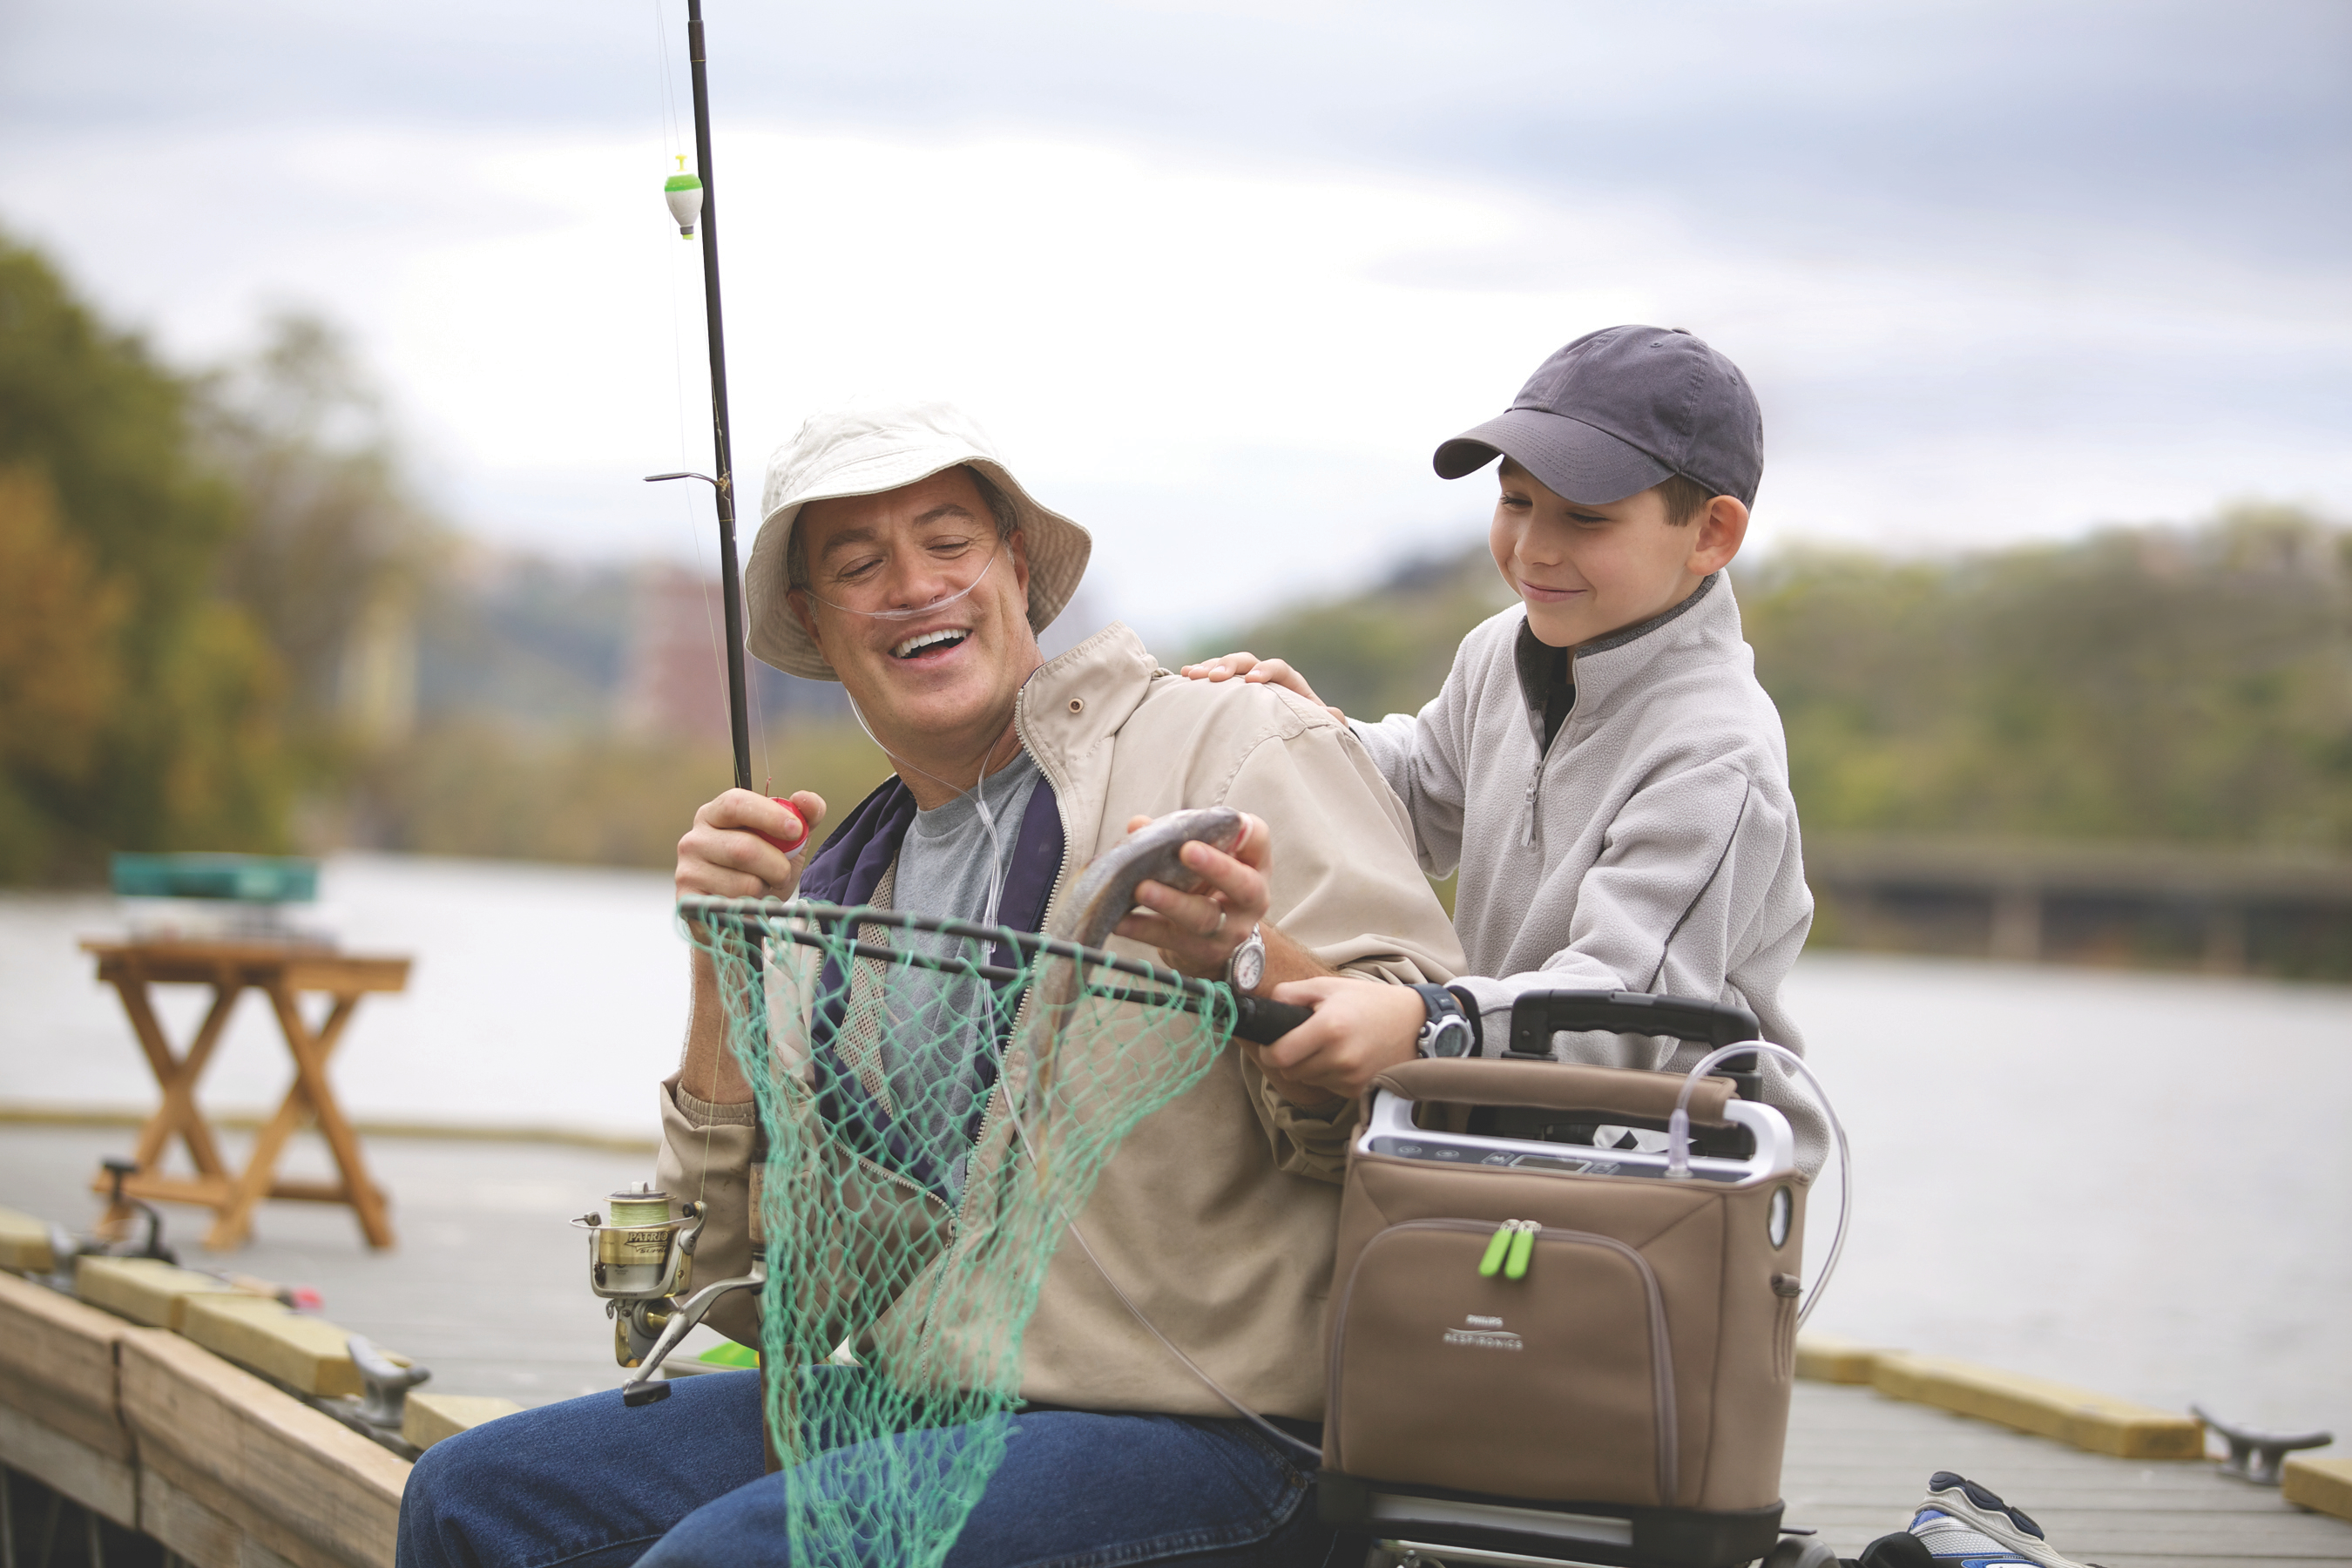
1, 0, 2346, 642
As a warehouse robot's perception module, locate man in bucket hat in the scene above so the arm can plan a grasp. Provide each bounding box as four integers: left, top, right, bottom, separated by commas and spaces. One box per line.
397, 402, 1463, 1568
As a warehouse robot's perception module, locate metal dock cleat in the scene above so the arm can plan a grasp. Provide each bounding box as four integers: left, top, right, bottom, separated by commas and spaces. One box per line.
2192, 1404, 2335, 1485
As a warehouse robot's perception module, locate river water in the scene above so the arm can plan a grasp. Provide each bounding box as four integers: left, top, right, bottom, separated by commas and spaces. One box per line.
3, 851, 2345, 1443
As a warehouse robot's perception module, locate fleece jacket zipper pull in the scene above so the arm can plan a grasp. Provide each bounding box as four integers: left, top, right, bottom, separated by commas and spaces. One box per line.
1524, 655, 1576, 847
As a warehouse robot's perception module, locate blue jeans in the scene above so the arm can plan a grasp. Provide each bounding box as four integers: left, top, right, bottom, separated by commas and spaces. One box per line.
396, 1370, 1348, 1568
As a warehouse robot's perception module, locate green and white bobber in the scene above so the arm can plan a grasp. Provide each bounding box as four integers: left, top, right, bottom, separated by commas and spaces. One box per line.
664, 155, 704, 238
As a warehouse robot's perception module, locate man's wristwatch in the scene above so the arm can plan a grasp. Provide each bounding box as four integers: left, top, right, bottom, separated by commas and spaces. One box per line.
1410, 983, 1476, 1058
1227, 924, 1267, 992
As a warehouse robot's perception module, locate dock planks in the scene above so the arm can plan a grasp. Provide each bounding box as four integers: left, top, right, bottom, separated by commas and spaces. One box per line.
3, 1124, 2347, 1565
1788, 1381, 2352, 1563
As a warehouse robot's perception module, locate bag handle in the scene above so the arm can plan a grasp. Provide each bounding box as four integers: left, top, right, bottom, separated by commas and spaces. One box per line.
1508, 989, 1762, 1098
1668, 1041, 1851, 1328
1370, 1058, 1737, 1126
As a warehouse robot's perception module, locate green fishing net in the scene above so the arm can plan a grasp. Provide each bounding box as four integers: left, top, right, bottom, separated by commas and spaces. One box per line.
684, 896, 1235, 1568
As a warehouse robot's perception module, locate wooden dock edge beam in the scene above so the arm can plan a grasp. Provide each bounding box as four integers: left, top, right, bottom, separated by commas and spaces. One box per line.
0, 1207, 54, 1274
119, 1328, 409, 1568
2284, 1456, 2352, 1525
1792, 1332, 1880, 1385
72, 1254, 240, 1329
0, 1267, 528, 1567
1796, 1335, 2207, 1460
403, 1393, 524, 1451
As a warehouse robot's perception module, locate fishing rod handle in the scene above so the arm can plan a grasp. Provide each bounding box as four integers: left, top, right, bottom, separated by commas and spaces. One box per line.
1230, 995, 1314, 1044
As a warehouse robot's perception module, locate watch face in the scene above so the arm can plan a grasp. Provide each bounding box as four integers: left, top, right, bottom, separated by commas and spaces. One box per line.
1229, 934, 1266, 991
1430, 1016, 1473, 1058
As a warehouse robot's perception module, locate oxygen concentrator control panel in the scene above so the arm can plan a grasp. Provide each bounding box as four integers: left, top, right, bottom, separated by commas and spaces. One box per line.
1365, 1134, 1746, 1183
1357, 1089, 1797, 1186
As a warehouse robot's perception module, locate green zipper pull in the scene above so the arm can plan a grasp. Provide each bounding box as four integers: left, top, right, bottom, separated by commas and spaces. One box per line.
1504, 1220, 1537, 1281
1477, 1220, 1516, 1278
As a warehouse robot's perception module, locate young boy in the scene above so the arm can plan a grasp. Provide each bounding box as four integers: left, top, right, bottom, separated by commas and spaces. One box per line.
1185, 330, 2126, 1565
1187, 324, 1822, 1166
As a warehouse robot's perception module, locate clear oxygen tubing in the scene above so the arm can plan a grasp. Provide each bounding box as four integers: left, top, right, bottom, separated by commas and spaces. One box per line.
840, 685, 1020, 929
987, 1012, 1848, 1462
810, 537, 1013, 919
801, 537, 999, 621
824, 558, 1301, 1445
1666, 1041, 1851, 1329
982, 1025, 1328, 1467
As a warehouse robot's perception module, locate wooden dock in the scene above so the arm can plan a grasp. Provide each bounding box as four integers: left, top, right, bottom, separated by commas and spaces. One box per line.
1788, 1382, 2349, 1563
3, 1121, 2348, 1566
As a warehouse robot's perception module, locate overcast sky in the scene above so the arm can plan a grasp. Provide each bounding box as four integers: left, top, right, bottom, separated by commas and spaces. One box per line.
3, 0, 2347, 642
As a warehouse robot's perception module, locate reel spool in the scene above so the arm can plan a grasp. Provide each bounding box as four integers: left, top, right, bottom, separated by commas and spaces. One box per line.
574, 1182, 706, 1367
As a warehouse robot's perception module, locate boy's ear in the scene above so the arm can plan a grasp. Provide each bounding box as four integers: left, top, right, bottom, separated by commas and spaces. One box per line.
1686, 495, 1749, 577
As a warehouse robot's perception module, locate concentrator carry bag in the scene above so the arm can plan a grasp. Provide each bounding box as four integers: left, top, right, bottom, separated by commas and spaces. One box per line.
1321, 991, 1813, 1568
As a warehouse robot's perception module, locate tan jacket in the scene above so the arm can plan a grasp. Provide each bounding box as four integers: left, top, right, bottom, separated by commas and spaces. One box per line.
658, 623, 1464, 1420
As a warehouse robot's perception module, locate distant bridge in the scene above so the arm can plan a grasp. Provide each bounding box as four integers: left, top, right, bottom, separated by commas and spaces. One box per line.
1803, 835, 2352, 981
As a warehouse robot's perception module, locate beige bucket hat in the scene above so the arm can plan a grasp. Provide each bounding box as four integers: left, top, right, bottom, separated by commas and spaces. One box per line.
745, 402, 1093, 681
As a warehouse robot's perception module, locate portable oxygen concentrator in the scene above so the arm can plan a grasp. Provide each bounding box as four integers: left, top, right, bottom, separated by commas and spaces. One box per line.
1319, 991, 1835, 1568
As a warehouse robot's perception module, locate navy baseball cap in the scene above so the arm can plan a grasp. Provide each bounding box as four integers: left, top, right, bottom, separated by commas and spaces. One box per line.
1434, 326, 1763, 508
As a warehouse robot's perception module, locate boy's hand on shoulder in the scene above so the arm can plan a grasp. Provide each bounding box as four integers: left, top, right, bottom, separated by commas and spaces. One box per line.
1254, 976, 1427, 1104
1178, 652, 1346, 724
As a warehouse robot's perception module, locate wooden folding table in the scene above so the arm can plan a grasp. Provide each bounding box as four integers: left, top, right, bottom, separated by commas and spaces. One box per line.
81, 938, 411, 1251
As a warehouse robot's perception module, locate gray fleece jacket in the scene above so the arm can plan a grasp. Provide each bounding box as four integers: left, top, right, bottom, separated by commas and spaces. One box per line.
1353, 572, 1826, 1170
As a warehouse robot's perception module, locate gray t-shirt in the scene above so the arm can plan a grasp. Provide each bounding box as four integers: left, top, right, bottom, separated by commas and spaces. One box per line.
883, 749, 1044, 1195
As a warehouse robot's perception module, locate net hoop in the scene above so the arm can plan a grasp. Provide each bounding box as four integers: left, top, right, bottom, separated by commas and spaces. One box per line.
674, 893, 1229, 1017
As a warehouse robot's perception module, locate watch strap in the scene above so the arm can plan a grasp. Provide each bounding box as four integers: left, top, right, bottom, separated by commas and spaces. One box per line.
1443, 983, 1485, 1056
1409, 983, 1474, 1058
1225, 924, 1267, 990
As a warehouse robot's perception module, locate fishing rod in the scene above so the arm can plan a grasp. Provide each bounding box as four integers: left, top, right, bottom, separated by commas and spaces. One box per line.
648, 0, 754, 794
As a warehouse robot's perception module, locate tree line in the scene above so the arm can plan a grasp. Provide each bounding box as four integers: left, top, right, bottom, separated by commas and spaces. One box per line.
1200, 512, 2352, 855
3, 229, 2346, 882
0, 231, 882, 881
1191, 513, 2351, 855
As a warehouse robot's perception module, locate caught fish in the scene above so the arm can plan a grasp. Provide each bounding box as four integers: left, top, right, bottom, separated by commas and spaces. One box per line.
1049, 807, 1247, 952
1025, 808, 1247, 1159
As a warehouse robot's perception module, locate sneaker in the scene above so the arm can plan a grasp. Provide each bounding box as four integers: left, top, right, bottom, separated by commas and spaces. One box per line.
1901, 1472, 2095, 1568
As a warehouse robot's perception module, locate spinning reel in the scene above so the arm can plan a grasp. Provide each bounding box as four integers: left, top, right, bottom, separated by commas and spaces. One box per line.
574, 1181, 766, 1405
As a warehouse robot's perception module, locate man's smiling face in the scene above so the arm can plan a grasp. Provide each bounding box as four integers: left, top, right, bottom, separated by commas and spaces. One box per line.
789, 467, 1042, 760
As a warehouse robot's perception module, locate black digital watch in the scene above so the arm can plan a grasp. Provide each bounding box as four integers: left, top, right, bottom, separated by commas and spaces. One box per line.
1409, 983, 1477, 1058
